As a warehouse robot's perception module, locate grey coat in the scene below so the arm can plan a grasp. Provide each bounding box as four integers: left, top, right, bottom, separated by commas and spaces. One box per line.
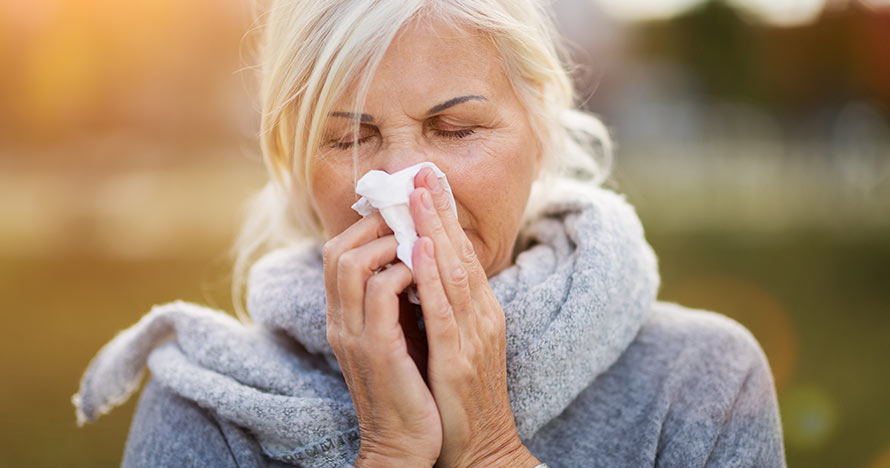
74, 183, 785, 467
122, 300, 786, 467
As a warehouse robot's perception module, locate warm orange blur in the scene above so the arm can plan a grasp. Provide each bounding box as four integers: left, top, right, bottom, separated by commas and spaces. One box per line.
1, 1, 888, 467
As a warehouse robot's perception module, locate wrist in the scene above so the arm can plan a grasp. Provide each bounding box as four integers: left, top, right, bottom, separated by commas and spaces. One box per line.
354, 444, 436, 468
459, 433, 540, 468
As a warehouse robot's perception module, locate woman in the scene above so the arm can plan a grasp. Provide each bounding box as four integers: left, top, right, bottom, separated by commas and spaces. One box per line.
72, 1, 786, 467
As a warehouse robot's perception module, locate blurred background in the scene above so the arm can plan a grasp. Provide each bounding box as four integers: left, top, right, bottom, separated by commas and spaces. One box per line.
1, 0, 888, 466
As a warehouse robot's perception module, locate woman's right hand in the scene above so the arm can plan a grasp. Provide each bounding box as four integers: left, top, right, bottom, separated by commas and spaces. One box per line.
322, 212, 442, 467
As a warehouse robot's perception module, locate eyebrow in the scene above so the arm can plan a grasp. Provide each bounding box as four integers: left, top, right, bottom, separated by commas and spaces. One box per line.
328, 95, 487, 123
329, 111, 374, 123
426, 95, 486, 115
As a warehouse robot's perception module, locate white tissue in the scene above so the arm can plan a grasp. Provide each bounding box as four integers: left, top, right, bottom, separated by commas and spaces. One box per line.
351, 162, 457, 272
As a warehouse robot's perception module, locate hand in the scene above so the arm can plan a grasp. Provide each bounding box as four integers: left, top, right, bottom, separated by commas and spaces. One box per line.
323, 212, 441, 467
408, 168, 541, 468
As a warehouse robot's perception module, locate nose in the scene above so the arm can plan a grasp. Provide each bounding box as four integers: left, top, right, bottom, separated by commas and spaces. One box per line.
375, 146, 430, 175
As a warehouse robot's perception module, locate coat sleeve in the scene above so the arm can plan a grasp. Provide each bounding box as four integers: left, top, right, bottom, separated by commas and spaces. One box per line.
702, 347, 787, 468
122, 377, 255, 468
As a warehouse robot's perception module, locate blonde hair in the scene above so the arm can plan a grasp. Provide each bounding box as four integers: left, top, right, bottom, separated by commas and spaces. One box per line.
230, 0, 613, 322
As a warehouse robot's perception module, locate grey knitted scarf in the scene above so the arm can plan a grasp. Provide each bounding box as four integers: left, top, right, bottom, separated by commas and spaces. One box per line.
72, 181, 660, 467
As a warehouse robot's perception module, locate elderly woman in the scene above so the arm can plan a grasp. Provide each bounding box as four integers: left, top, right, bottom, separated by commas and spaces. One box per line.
72, 1, 786, 467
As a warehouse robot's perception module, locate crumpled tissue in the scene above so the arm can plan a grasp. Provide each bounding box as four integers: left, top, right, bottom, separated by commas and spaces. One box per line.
351, 162, 457, 272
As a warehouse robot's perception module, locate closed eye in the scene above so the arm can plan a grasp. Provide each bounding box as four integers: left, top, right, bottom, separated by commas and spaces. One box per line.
433, 128, 475, 139
329, 134, 374, 150
326, 123, 476, 150
327, 124, 378, 150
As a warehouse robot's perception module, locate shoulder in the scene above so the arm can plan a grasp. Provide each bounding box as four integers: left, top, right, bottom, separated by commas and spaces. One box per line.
625, 300, 779, 418
637, 300, 771, 374
123, 377, 266, 468
628, 301, 786, 466
527, 302, 786, 466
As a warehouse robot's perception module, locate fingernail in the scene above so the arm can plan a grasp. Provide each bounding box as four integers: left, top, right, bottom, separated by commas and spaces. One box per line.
420, 190, 434, 210
425, 171, 442, 194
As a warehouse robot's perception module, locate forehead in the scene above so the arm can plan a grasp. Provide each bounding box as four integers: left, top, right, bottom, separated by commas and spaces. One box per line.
385, 18, 500, 80
340, 17, 512, 113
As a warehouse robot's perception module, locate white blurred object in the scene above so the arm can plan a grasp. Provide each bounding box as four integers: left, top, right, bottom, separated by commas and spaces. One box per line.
725, 0, 826, 26
351, 162, 457, 272
860, 0, 890, 10
590, 0, 706, 21
585, 0, 837, 25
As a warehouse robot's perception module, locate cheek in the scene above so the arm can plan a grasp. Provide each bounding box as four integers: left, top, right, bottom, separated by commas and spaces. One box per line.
447, 129, 537, 265
309, 160, 361, 238
468, 130, 536, 212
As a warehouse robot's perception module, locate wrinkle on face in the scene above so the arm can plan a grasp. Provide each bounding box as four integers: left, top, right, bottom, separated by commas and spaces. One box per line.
309, 16, 539, 277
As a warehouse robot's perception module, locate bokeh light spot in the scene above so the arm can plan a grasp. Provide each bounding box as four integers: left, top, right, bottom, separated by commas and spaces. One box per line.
780, 385, 837, 450
869, 444, 890, 468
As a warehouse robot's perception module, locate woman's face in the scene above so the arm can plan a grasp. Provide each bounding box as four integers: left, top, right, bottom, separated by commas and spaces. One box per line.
309, 18, 540, 277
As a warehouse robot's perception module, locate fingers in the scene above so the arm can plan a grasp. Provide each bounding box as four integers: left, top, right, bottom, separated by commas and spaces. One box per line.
410, 187, 475, 322
364, 262, 413, 338
413, 168, 481, 278
336, 235, 400, 334
323, 212, 392, 325
412, 237, 460, 356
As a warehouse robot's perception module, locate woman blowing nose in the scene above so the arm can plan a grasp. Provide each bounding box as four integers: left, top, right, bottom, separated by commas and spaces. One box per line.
72, 1, 787, 466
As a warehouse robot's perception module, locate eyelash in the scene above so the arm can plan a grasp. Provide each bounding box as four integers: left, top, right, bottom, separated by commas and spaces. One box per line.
329, 128, 476, 150
331, 135, 373, 150
434, 128, 475, 140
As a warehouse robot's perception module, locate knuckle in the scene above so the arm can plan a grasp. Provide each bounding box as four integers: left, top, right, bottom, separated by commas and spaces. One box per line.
433, 313, 458, 340
337, 250, 362, 276
366, 271, 403, 308
340, 333, 360, 351
327, 325, 350, 351
452, 356, 476, 380
447, 265, 469, 289
322, 241, 339, 269
459, 237, 477, 263
477, 315, 497, 338
433, 191, 452, 213
429, 219, 447, 238
433, 304, 455, 323
365, 270, 387, 291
